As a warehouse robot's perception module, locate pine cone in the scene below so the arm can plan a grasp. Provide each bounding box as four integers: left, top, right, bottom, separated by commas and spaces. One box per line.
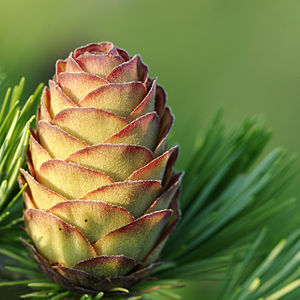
20, 42, 182, 295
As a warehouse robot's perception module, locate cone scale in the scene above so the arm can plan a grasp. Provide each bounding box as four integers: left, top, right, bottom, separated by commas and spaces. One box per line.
20, 42, 182, 295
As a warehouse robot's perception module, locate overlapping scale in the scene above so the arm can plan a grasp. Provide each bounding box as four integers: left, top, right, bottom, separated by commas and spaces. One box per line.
21, 42, 182, 294
58, 72, 108, 104
52, 107, 128, 144
80, 181, 162, 218
47, 201, 134, 243
38, 159, 113, 199
37, 121, 88, 159
94, 210, 172, 261
48, 80, 77, 117
24, 209, 96, 268
79, 82, 147, 117
66, 144, 153, 181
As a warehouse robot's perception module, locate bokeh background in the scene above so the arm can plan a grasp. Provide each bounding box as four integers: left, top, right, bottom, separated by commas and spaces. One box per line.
0, 0, 299, 298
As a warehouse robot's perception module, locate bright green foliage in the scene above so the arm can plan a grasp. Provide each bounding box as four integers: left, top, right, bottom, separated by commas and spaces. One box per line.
156, 111, 299, 298
160, 111, 297, 267
220, 229, 300, 300
0, 78, 43, 242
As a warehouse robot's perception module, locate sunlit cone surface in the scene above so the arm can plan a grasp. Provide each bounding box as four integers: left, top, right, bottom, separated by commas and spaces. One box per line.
20, 42, 182, 295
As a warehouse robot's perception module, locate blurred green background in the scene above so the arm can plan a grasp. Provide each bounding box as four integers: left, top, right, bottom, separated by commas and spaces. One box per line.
0, 0, 299, 298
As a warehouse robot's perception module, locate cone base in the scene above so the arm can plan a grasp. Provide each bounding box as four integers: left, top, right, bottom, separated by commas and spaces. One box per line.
22, 238, 161, 297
